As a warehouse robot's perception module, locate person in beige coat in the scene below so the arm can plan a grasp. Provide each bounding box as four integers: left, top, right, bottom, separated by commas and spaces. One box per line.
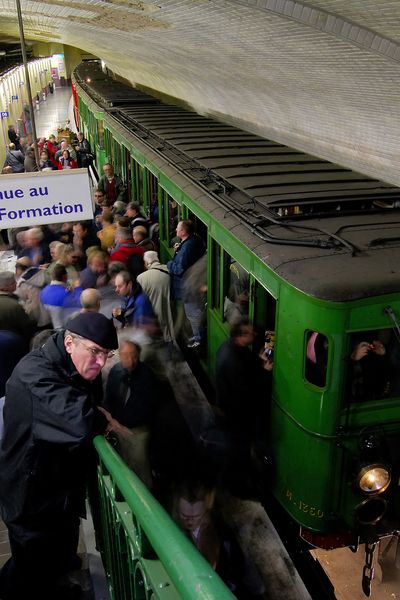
136, 251, 175, 345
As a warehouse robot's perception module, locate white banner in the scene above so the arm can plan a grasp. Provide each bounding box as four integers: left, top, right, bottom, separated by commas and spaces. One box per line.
0, 169, 93, 229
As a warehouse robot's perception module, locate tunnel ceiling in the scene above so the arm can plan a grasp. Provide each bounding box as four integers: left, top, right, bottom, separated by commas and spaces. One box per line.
0, 0, 399, 186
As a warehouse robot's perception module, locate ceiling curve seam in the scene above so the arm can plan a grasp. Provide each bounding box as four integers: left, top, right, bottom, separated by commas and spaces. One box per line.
232, 0, 400, 63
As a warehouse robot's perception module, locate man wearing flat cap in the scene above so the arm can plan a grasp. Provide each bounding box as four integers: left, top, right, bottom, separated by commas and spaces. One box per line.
0, 312, 118, 600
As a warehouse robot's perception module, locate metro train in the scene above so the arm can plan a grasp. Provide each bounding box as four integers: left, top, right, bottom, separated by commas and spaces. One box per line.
72, 60, 400, 589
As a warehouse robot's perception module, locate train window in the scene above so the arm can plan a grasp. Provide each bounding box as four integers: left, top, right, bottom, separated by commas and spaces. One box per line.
121, 146, 131, 201
223, 256, 249, 324
97, 119, 104, 149
146, 170, 158, 220
186, 210, 207, 245
104, 129, 112, 158
167, 197, 181, 245
347, 328, 400, 402
305, 332, 329, 388
132, 160, 143, 203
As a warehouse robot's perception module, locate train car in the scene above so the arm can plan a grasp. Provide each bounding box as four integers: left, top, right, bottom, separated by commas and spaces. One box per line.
73, 61, 400, 588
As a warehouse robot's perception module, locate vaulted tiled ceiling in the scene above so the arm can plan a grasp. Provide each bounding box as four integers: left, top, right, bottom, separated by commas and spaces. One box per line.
0, 0, 399, 186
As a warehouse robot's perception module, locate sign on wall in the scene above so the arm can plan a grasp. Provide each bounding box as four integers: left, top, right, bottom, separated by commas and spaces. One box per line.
0, 169, 93, 229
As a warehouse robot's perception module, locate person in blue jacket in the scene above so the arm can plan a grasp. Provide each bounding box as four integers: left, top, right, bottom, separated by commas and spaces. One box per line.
167, 220, 205, 347
113, 270, 155, 329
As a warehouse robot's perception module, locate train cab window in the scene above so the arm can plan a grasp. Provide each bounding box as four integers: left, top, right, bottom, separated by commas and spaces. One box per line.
223, 256, 249, 324
347, 328, 400, 402
305, 331, 329, 388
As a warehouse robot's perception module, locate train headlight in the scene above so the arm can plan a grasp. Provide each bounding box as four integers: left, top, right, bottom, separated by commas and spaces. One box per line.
357, 464, 391, 494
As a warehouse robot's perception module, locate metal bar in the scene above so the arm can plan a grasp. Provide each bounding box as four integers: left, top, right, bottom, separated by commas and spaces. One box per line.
15, 0, 40, 168
94, 436, 235, 600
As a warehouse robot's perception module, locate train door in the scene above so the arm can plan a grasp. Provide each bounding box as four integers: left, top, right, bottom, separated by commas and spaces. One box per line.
207, 243, 250, 377
104, 128, 113, 163
250, 278, 277, 355
121, 145, 132, 201
95, 119, 106, 168
131, 157, 144, 203
112, 139, 122, 176
144, 169, 158, 220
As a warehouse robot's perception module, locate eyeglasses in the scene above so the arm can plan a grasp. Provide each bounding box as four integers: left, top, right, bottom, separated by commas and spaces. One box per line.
73, 336, 115, 359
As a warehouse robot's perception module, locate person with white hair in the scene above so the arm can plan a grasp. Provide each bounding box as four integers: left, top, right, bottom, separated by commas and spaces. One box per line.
136, 251, 175, 344
18, 227, 50, 265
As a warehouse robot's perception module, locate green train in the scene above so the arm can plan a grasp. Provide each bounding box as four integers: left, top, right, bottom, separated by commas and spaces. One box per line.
73, 61, 400, 563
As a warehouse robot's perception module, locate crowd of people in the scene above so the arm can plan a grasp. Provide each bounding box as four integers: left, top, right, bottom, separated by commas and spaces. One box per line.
2, 126, 93, 175
0, 142, 273, 597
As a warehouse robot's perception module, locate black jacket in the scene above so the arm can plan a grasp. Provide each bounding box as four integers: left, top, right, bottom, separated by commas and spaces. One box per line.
0, 332, 104, 538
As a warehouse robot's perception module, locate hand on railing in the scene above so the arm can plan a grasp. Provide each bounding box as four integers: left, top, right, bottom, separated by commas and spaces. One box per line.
97, 406, 131, 437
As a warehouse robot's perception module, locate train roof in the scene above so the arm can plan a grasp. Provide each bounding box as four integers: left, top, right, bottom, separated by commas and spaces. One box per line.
75, 62, 400, 302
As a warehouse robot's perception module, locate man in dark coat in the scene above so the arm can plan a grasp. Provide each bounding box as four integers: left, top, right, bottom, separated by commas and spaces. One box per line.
105, 340, 160, 429
0, 312, 118, 600
215, 318, 271, 438
167, 220, 205, 346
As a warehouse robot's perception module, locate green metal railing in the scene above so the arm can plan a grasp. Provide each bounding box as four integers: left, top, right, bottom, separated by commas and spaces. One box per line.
94, 436, 235, 600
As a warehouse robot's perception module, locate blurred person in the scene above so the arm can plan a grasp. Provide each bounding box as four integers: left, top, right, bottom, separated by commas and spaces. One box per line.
109, 227, 144, 278
181, 253, 208, 349
101, 340, 161, 486
80, 288, 101, 313
40, 264, 82, 329
215, 318, 272, 439
0, 331, 26, 397
46, 134, 58, 166
4, 143, 24, 173
171, 482, 221, 569
39, 149, 53, 170
113, 201, 128, 217
97, 163, 127, 205
24, 147, 39, 172
45, 241, 65, 281
137, 251, 175, 344
58, 243, 80, 284
125, 202, 148, 230
0, 313, 118, 600
15, 258, 50, 329
0, 271, 35, 344
72, 221, 101, 268
79, 250, 107, 290
97, 211, 117, 251
133, 225, 155, 252
167, 220, 206, 347
18, 227, 50, 265
113, 270, 155, 329
7, 125, 21, 151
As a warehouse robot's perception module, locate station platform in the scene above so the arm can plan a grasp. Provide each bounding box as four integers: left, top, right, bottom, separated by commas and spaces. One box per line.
33, 85, 75, 139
